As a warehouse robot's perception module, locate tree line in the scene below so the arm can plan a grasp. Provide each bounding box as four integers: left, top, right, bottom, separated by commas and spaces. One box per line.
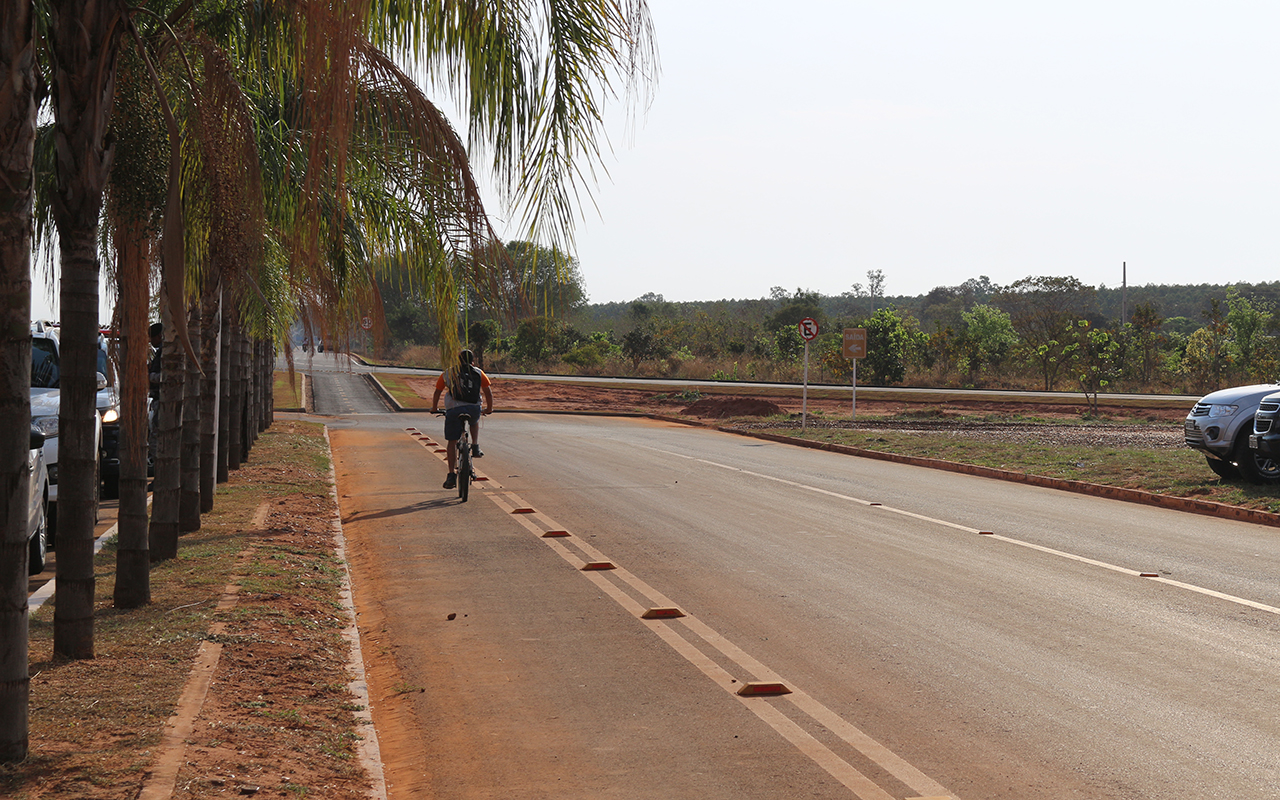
380, 266, 1280, 397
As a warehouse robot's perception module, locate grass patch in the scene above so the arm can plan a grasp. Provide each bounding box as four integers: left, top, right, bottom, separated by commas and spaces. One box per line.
274, 370, 305, 410
769, 426, 1280, 515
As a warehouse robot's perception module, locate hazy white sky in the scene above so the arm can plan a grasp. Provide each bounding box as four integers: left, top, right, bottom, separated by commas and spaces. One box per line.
31, 1, 1280, 320
512, 1, 1280, 304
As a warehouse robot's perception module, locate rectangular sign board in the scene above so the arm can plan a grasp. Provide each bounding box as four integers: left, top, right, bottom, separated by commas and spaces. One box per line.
843, 328, 866, 359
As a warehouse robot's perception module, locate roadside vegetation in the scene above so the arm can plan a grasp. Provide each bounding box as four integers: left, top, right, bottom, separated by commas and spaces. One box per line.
374, 268, 1280, 402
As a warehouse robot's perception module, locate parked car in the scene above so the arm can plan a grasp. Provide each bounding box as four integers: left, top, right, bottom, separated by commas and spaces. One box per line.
28, 428, 50, 574
30, 320, 105, 537
1248, 391, 1280, 474
1184, 383, 1280, 484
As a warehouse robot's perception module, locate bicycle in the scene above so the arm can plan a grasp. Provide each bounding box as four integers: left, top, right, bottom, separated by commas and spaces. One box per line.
433, 409, 475, 502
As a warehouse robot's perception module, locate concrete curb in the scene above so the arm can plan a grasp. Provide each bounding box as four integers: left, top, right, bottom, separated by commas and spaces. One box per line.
363, 372, 398, 412
324, 426, 389, 800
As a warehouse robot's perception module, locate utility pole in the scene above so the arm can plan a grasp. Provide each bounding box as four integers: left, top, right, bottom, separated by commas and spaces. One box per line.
1121, 261, 1127, 326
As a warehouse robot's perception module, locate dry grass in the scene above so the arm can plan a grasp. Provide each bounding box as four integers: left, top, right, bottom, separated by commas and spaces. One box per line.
754, 421, 1280, 515
0, 420, 367, 800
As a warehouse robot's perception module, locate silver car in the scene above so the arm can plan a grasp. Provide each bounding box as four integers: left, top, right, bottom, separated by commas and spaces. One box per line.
1184, 383, 1280, 484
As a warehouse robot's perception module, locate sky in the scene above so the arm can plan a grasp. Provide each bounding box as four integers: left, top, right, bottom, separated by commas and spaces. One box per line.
498, 1, 1280, 304
30, 1, 1280, 320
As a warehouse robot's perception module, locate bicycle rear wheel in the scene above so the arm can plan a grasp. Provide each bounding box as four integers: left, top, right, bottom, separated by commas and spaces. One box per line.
458, 435, 472, 502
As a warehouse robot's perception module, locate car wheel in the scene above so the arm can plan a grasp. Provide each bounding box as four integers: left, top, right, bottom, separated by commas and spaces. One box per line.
1205, 455, 1239, 480
1234, 432, 1280, 485
29, 506, 47, 575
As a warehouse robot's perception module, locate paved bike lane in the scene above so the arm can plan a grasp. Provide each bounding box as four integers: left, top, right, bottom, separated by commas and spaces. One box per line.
329, 415, 857, 800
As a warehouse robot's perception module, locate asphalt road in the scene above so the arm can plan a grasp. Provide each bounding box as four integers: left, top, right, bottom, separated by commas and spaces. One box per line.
326, 400, 1280, 800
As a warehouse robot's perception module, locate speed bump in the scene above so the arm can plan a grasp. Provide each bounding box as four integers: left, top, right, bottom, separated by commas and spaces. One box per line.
641, 607, 685, 619
581, 561, 616, 571
736, 681, 791, 697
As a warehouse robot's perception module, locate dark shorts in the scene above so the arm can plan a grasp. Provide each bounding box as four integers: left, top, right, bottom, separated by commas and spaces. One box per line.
443, 404, 482, 441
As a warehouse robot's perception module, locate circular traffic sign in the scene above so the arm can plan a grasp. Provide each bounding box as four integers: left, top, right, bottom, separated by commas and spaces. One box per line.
360, 316, 373, 331
798, 317, 819, 341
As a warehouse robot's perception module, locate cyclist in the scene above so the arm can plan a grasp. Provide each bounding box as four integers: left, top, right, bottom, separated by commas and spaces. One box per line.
430, 349, 493, 489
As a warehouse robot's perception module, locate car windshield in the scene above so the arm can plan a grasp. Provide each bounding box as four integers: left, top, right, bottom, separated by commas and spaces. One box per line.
32, 338, 58, 388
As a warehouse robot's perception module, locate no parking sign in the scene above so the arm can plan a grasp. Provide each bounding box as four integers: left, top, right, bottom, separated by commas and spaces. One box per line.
798, 317, 819, 341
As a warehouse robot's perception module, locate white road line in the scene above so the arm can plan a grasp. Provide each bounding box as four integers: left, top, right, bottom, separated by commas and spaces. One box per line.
642, 443, 1280, 618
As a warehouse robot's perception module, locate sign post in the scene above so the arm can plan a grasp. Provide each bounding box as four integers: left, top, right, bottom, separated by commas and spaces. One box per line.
843, 328, 866, 418
360, 315, 373, 356
798, 317, 819, 430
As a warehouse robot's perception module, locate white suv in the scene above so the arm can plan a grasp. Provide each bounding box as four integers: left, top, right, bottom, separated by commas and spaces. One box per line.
1184, 383, 1280, 484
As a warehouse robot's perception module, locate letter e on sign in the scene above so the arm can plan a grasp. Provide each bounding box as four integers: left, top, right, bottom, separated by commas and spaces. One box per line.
843, 328, 866, 359
798, 317, 819, 341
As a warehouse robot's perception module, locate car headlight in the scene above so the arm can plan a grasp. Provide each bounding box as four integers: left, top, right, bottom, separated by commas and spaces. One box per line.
101, 408, 119, 424
32, 415, 58, 437
1208, 404, 1238, 417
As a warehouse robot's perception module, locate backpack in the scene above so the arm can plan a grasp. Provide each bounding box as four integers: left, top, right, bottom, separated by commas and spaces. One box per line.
453, 363, 483, 404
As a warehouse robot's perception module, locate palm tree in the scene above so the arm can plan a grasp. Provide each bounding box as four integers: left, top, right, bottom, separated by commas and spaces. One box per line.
0, 0, 38, 763
47, 0, 129, 662
5, 0, 657, 759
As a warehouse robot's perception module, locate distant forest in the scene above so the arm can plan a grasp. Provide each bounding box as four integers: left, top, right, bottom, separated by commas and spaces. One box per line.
380, 254, 1280, 397
572, 278, 1280, 339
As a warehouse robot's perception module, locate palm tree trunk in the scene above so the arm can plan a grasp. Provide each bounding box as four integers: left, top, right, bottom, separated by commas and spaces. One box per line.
112, 219, 150, 607
149, 297, 183, 561
217, 304, 230, 482
228, 316, 243, 470
179, 300, 201, 531
50, 0, 126, 662
199, 279, 221, 512
265, 337, 275, 428
249, 338, 261, 442
0, 0, 37, 759
53, 229, 101, 659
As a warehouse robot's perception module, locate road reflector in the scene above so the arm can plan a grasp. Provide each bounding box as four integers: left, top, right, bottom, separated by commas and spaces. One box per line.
473, 476, 489, 482
868, 502, 882, 506
512, 508, 535, 514
434, 449, 448, 453
642, 607, 685, 619
737, 681, 791, 697
1140, 572, 1159, 578
581, 561, 616, 571
978, 530, 994, 535
542, 530, 570, 538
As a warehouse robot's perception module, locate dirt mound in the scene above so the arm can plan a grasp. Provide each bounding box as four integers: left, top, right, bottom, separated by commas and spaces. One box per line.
682, 396, 786, 418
